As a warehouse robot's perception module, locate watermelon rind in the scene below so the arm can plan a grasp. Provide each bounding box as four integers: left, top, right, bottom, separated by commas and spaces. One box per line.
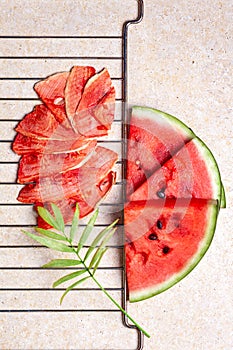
132, 106, 195, 140
129, 201, 218, 303
190, 136, 222, 205
220, 183, 226, 208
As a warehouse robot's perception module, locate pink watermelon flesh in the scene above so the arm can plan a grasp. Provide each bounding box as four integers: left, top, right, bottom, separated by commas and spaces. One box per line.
126, 106, 194, 197
130, 137, 222, 203
125, 199, 218, 302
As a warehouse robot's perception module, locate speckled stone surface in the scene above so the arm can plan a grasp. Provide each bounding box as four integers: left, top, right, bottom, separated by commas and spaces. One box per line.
0, 1, 232, 349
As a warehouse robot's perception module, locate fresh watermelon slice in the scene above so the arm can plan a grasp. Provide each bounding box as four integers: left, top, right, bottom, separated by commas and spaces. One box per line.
34, 71, 69, 123
130, 137, 222, 205
126, 106, 195, 197
125, 106, 224, 303
65, 66, 96, 122
125, 198, 218, 302
17, 146, 118, 203
17, 139, 97, 183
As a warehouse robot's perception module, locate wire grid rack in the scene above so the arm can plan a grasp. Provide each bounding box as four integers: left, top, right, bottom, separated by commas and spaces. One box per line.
0, 1, 144, 349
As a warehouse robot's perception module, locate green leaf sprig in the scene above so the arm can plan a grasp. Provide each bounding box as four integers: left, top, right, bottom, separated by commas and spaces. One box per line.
22, 203, 150, 338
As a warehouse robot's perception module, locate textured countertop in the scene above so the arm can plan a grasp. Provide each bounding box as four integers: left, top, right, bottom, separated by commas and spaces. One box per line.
0, 1, 232, 349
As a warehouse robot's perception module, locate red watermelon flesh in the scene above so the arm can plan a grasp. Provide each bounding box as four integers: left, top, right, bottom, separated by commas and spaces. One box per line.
34, 71, 69, 123
17, 146, 118, 203
126, 106, 194, 197
65, 66, 96, 122
17, 139, 97, 183
130, 137, 222, 203
124, 199, 218, 302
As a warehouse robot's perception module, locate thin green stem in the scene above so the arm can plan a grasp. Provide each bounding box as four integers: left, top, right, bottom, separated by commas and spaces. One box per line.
36, 205, 150, 338
68, 238, 150, 339
91, 273, 150, 338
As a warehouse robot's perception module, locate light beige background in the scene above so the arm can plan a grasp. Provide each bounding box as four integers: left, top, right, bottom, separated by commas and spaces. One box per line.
0, 1, 232, 349
127, 1, 233, 349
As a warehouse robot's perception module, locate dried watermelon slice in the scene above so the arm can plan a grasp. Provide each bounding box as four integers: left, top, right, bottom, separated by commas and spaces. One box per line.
34, 71, 69, 123
92, 86, 116, 129
14, 104, 79, 142
71, 108, 109, 138
33, 66, 115, 137
12, 133, 93, 155
17, 146, 118, 203
36, 170, 116, 228
65, 65, 96, 121
17, 139, 97, 183
72, 68, 115, 136
77, 68, 113, 111
15, 104, 59, 139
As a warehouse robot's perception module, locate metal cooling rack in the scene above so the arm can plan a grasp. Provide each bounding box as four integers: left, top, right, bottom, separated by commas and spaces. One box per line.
0, 1, 144, 349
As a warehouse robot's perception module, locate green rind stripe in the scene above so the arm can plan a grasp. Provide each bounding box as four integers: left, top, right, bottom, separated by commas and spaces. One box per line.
220, 183, 226, 208
130, 202, 218, 303
132, 106, 195, 140
191, 136, 222, 204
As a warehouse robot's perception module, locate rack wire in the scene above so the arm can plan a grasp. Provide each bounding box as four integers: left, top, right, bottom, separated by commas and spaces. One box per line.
0, 1, 144, 349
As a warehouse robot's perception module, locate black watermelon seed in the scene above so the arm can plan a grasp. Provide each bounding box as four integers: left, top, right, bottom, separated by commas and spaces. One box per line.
162, 246, 170, 254
148, 233, 158, 241
156, 220, 163, 229
157, 189, 166, 198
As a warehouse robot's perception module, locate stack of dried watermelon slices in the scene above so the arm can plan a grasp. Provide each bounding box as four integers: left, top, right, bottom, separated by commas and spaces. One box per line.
125, 106, 225, 302
12, 66, 118, 227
